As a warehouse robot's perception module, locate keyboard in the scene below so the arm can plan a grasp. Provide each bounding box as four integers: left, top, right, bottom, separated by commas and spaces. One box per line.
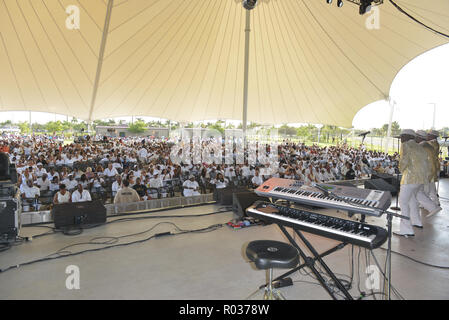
255, 178, 391, 217
247, 201, 388, 249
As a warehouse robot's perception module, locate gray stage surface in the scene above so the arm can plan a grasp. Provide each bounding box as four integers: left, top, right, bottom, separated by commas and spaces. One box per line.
1, 181, 449, 300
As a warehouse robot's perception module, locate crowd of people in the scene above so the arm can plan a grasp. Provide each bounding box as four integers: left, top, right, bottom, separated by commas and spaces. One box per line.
0, 133, 405, 211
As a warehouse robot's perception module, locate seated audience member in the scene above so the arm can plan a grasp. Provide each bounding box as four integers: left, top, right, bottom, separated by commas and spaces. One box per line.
114, 179, 141, 204
104, 163, 119, 179
36, 173, 50, 191
71, 183, 92, 203
53, 184, 71, 204
133, 177, 147, 200
210, 173, 228, 189
149, 173, 166, 198
385, 164, 395, 175
251, 170, 264, 188
112, 175, 122, 197
344, 163, 356, 180
21, 179, 41, 211
183, 175, 201, 197
49, 176, 60, 192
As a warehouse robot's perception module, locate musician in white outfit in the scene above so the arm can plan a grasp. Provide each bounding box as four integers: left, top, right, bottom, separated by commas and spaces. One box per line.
396, 130, 442, 237
426, 130, 441, 208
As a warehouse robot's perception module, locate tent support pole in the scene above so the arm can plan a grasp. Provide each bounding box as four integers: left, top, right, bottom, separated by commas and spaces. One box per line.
87, 0, 114, 123
385, 98, 395, 154
242, 9, 251, 148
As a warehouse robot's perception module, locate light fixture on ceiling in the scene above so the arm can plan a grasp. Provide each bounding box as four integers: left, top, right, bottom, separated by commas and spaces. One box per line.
243, 0, 259, 10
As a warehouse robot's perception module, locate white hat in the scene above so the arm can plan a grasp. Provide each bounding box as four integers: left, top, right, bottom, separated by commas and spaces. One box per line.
416, 130, 428, 138
428, 129, 440, 137
400, 129, 416, 137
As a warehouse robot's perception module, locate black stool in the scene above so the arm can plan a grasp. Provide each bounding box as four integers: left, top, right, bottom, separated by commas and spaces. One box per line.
245, 240, 299, 300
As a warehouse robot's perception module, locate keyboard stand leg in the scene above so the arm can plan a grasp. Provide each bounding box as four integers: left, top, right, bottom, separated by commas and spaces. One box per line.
293, 228, 354, 300
269, 241, 348, 286
276, 225, 343, 300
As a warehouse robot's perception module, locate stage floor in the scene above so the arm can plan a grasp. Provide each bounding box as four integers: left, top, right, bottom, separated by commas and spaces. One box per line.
1, 180, 449, 300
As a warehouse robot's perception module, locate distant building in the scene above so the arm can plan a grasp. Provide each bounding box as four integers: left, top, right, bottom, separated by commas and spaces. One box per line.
95, 125, 169, 138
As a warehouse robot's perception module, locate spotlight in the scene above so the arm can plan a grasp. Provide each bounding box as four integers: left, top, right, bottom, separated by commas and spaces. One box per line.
359, 0, 372, 14
243, 0, 258, 10
337, 0, 343, 7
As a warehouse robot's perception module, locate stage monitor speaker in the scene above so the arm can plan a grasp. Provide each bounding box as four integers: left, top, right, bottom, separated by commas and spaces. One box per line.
364, 179, 397, 197
371, 173, 394, 185
0, 197, 20, 242
232, 191, 269, 218
0, 152, 10, 181
214, 187, 248, 205
52, 200, 106, 230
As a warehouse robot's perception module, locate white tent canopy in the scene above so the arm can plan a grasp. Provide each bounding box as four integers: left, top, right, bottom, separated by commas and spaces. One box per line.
0, 0, 448, 127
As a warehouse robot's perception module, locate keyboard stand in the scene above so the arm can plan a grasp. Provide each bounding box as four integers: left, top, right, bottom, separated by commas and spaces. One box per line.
273, 224, 354, 300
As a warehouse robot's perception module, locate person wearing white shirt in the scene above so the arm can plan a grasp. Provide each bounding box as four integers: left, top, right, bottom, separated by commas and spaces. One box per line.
64, 155, 74, 167
241, 164, 251, 177
149, 174, 167, 198
49, 177, 60, 192
183, 176, 201, 197
104, 163, 119, 178
111, 176, 122, 197
251, 171, 264, 188
53, 184, 71, 204
35, 163, 47, 177
385, 165, 395, 175
21, 180, 40, 199
21, 180, 40, 211
63, 175, 78, 191
211, 173, 228, 189
71, 184, 92, 203
138, 147, 148, 162
36, 174, 51, 191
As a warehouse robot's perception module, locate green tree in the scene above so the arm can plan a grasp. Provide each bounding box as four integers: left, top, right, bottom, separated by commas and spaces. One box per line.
278, 124, 297, 136
17, 122, 30, 134
45, 121, 63, 133
128, 120, 147, 134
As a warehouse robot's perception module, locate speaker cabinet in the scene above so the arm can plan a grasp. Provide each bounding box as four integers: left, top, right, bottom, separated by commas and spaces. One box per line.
52, 200, 106, 229
364, 179, 397, 197
232, 191, 269, 218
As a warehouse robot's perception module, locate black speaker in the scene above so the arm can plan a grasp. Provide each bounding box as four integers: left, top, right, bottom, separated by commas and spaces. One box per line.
214, 187, 248, 205
0, 152, 10, 180
364, 179, 397, 196
232, 191, 269, 218
0, 198, 19, 241
371, 173, 394, 185
52, 200, 106, 230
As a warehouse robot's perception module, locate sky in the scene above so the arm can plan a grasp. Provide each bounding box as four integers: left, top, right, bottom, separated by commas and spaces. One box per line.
352, 42, 449, 130
1, 43, 449, 130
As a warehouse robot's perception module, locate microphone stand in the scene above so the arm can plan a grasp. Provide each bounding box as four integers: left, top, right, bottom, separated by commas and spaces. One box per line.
391, 136, 401, 211
312, 183, 410, 300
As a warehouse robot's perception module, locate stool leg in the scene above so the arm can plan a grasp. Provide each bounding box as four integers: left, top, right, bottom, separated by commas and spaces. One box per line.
264, 268, 274, 300
263, 268, 286, 300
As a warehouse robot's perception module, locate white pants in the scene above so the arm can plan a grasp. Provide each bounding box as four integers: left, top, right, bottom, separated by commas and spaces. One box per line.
423, 181, 439, 205
399, 184, 439, 234
399, 184, 422, 234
